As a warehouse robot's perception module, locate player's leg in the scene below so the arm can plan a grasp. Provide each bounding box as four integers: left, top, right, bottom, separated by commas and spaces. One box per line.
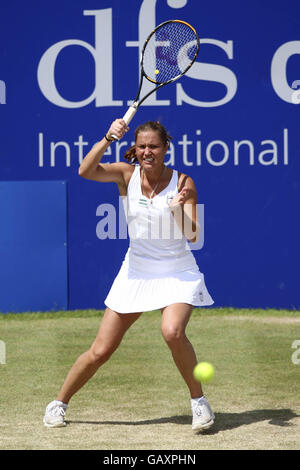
160, 303, 214, 431
160, 303, 202, 398
57, 308, 142, 403
44, 308, 141, 427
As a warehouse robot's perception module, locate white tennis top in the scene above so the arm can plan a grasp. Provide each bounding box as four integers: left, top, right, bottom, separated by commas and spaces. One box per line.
122, 165, 198, 275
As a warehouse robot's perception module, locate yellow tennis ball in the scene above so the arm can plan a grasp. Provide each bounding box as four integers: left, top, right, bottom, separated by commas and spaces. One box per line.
155, 69, 159, 74
193, 362, 214, 384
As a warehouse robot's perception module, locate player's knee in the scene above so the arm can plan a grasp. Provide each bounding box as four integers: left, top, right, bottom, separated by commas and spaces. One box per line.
88, 345, 114, 366
161, 324, 185, 346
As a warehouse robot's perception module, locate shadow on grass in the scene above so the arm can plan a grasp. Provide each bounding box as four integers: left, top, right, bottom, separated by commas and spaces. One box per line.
68, 408, 298, 433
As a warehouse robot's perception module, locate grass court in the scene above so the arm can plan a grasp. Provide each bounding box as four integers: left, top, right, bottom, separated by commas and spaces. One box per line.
0, 308, 299, 450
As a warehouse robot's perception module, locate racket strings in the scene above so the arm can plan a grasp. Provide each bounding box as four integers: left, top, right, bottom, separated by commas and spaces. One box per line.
143, 21, 198, 84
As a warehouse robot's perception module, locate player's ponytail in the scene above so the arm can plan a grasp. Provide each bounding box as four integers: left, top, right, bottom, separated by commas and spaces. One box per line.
123, 145, 137, 164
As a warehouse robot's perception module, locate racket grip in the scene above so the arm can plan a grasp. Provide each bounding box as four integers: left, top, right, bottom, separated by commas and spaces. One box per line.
110, 105, 138, 141
123, 105, 138, 125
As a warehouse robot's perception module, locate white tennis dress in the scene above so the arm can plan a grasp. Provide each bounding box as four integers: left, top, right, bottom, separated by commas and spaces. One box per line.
104, 165, 214, 313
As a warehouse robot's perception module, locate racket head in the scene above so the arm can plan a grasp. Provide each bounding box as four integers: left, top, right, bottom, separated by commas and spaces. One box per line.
141, 19, 200, 85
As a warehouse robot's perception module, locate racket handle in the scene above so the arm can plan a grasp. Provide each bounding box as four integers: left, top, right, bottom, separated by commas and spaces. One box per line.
110, 104, 138, 141
123, 104, 138, 125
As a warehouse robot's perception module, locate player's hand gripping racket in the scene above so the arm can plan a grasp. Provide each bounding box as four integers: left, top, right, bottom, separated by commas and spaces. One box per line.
111, 19, 200, 140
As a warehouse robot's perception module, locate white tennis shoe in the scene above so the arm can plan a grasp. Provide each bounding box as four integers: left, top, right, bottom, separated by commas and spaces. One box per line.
191, 396, 215, 431
43, 400, 68, 428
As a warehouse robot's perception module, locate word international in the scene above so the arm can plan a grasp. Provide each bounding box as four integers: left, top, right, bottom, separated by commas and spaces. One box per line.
37, 128, 289, 168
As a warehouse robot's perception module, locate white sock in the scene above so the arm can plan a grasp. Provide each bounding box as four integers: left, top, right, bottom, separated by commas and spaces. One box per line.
191, 396, 205, 406
54, 400, 68, 407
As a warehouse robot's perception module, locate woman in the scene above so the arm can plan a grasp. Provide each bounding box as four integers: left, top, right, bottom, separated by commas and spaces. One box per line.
43, 118, 214, 431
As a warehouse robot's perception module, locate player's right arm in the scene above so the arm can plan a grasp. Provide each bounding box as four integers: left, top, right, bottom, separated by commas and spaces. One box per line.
78, 119, 132, 187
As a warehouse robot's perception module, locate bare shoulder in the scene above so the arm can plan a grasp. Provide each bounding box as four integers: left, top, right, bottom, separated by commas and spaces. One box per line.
121, 162, 135, 186
177, 171, 197, 191
119, 162, 135, 185
109, 162, 135, 195
113, 161, 134, 171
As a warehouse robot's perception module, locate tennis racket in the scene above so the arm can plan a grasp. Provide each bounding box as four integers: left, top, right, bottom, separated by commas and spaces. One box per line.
111, 19, 200, 140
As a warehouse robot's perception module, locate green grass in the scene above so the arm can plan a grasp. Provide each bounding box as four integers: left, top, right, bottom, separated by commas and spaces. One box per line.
0, 308, 299, 450
1, 307, 299, 320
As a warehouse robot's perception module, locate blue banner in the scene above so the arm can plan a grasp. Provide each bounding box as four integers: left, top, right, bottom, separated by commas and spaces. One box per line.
1, 0, 299, 311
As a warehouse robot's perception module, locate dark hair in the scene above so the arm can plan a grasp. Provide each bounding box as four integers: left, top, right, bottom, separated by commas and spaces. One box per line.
123, 121, 172, 164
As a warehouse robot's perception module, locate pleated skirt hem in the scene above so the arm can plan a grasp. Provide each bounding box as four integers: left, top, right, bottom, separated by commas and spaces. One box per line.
104, 261, 214, 314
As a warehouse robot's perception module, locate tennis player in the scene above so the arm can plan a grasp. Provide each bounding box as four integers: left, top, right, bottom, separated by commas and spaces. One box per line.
43, 118, 215, 431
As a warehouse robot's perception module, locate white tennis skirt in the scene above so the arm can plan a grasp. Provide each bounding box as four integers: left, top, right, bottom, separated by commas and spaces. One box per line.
104, 252, 214, 314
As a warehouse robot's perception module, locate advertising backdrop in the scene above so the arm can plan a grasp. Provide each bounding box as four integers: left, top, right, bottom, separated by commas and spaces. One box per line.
0, 0, 300, 312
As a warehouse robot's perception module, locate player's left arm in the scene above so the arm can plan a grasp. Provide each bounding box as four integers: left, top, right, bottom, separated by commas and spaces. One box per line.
169, 174, 200, 243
